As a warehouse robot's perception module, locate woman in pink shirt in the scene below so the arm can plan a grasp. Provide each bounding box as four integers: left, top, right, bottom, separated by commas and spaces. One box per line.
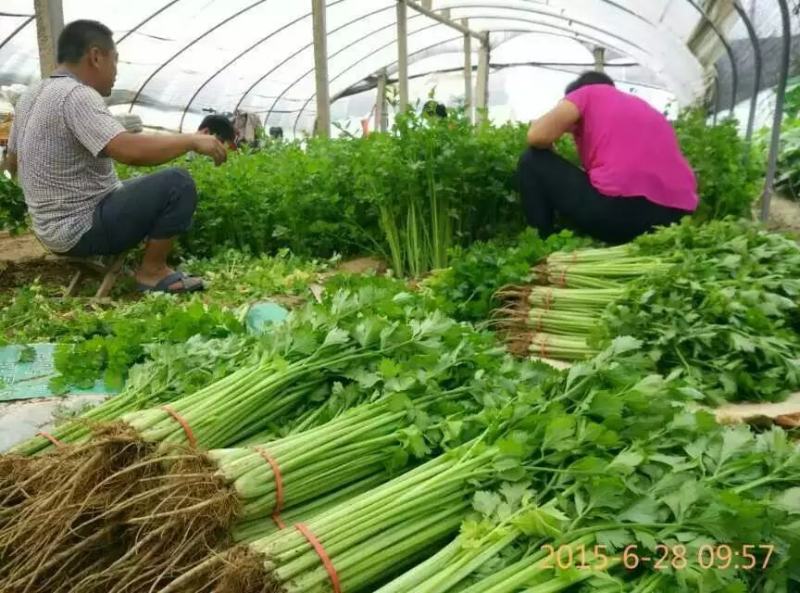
518, 72, 699, 243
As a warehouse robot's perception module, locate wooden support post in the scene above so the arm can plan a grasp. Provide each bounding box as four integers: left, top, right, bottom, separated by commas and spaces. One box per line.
476, 33, 490, 121
34, 0, 64, 78
375, 69, 388, 132
463, 19, 473, 122
311, 0, 331, 138
593, 46, 606, 72
397, 1, 409, 112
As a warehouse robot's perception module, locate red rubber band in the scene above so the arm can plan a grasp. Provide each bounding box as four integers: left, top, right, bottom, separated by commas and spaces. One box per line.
256, 448, 286, 529
37, 431, 64, 448
161, 405, 197, 449
295, 523, 341, 593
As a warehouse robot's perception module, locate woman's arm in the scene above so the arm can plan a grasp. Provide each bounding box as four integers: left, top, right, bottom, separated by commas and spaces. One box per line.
526, 100, 581, 148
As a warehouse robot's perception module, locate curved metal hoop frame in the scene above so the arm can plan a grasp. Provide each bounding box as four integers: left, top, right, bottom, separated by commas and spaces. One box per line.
9, 0, 789, 191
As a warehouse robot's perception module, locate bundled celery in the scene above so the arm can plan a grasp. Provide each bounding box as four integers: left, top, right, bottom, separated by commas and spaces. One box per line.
496, 239, 669, 363
153, 341, 665, 593
68, 337, 545, 593
522, 332, 597, 361
231, 475, 390, 544
526, 308, 598, 335
534, 246, 669, 289
9, 335, 257, 457
70, 386, 485, 593
499, 220, 800, 402
527, 287, 623, 314
377, 341, 800, 593
166, 444, 500, 593
0, 290, 481, 593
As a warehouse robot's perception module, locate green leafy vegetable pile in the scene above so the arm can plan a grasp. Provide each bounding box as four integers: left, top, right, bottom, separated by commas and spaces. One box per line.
0, 173, 26, 234
49, 297, 243, 392
151, 339, 800, 593
2, 272, 799, 593
373, 340, 800, 593
499, 219, 800, 403
0, 250, 325, 392
422, 229, 589, 324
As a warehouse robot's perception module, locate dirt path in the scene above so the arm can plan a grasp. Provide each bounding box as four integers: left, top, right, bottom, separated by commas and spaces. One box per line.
765, 195, 800, 236
0, 231, 46, 263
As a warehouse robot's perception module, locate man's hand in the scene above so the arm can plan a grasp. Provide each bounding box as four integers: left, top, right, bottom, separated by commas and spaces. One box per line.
106, 132, 228, 167
191, 134, 227, 166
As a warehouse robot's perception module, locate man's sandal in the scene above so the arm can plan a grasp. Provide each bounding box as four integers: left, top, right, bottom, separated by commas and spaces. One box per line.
137, 271, 205, 294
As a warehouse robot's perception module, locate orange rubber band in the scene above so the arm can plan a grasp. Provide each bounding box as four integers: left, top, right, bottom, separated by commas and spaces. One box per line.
256, 448, 286, 529
534, 310, 544, 334
558, 266, 569, 288
161, 405, 197, 449
543, 289, 553, 311
539, 335, 550, 359
295, 523, 341, 593
37, 431, 64, 448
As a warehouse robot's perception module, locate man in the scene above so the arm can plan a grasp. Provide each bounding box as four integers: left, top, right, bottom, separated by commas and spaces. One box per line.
198, 114, 236, 148
4, 20, 227, 293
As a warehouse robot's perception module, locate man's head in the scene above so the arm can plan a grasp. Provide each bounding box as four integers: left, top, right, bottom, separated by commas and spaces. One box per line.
565, 71, 615, 95
198, 115, 236, 145
422, 100, 448, 119
57, 20, 117, 97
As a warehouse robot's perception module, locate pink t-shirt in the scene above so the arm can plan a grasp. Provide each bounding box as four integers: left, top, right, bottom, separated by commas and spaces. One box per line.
565, 85, 699, 212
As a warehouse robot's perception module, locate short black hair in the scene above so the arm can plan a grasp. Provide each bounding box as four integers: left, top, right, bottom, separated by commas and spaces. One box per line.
199, 115, 236, 143
565, 71, 615, 95
57, 20, 115, 64
422, 100, 447, 118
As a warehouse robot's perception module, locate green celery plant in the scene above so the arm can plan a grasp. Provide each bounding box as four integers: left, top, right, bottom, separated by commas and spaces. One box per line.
674, 110, 762, 220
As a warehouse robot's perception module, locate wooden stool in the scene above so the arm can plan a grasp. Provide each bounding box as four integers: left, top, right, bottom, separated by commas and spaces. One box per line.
59, 253, 128, 299
34, 234, 129, 299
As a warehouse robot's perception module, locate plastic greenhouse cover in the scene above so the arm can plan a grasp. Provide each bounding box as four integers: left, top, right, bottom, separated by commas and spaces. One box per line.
0, 0, 774, 134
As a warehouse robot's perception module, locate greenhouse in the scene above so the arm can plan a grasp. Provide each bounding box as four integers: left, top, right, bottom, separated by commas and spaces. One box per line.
2, 1, 800, 592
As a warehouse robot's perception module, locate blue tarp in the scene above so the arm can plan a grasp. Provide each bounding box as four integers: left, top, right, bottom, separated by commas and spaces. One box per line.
0, 301, 290, 402
0, 343, 110, 401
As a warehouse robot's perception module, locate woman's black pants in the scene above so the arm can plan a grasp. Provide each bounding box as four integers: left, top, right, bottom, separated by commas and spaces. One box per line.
517, 148, 687, 244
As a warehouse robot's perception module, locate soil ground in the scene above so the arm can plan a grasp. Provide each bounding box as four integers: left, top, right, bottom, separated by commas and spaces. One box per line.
0, 231, 74, 297
0, 231, 46, 263
763, 195, 800, 236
